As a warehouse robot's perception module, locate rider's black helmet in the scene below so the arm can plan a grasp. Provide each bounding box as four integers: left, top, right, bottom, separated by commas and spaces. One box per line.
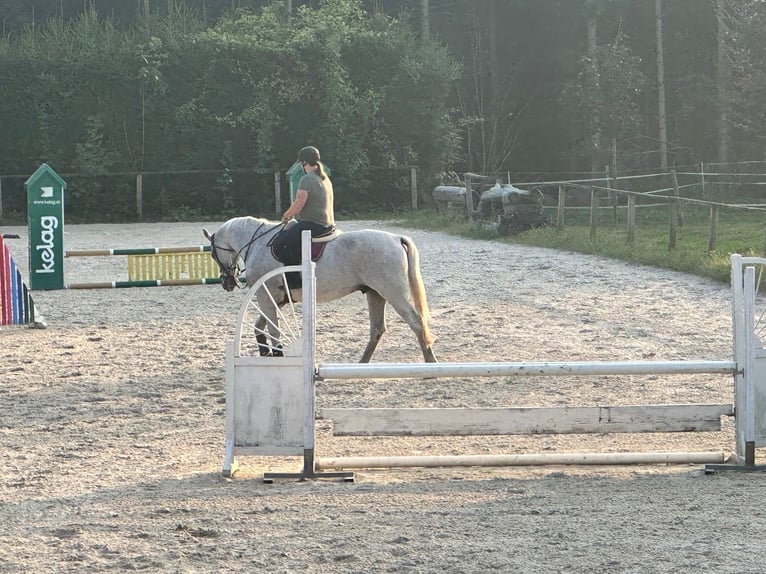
298, 146, 320, 165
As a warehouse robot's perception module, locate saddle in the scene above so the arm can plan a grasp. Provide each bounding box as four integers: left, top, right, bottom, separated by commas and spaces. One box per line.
271, 223, 342, 264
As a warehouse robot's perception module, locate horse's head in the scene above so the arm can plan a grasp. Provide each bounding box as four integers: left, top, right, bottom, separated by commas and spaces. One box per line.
203, 227, 241, 292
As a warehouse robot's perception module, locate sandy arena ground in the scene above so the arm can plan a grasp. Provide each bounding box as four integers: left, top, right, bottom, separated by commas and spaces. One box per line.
2, 220, 766, 573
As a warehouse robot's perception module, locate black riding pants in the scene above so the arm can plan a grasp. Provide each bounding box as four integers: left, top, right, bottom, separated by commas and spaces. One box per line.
272, 220, 332, 265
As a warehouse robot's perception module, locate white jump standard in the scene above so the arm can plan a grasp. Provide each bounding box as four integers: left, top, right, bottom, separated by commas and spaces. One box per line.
222, 232, 353, 481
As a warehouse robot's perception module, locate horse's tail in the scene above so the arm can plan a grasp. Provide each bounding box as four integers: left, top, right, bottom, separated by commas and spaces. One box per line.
400, 236, 435, 347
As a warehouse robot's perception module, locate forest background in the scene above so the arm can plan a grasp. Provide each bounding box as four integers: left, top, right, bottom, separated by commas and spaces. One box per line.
1, 0, 765, 222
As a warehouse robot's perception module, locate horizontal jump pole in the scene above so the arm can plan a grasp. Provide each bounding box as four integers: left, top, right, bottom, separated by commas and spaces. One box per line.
66, 245, 211, 257
321, 404, 734, 437
316, 360, 738, 381
315, 451, 727, 471
65, 278, 222, 289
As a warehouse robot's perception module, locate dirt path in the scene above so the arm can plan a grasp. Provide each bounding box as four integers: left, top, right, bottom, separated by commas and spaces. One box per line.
1, 220, 764, 573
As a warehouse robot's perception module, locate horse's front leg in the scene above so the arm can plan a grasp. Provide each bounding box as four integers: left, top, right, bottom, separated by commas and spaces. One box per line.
254, 315, 271, 356
256, 289, 283, 357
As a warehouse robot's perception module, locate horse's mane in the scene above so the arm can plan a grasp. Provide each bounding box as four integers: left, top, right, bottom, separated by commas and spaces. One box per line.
226, 216, 281, 233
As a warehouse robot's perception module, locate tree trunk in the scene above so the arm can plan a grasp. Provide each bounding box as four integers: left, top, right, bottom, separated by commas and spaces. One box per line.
715, 0, 730, 164
655, 0, 668, 170
586, 0, 601, 174
487, 0, 498, 174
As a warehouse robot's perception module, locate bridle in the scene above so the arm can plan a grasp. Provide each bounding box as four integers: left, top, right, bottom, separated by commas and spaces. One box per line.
208, 221, 283, 288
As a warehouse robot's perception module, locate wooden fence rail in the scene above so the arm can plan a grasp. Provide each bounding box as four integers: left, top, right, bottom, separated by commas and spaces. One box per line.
553, 169, 766, 253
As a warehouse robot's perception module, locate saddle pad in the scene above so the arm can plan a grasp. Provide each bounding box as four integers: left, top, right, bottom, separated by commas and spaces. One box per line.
271, 229, 339, 263
310, 242, 327, 261
271, 239, 328, 263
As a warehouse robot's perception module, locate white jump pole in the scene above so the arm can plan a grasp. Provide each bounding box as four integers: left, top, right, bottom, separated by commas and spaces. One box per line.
316, 360, 737, 381
316, 451, 726, 471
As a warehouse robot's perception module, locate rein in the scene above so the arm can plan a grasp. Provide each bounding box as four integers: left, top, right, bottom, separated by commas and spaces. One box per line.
210, 222, 284, 287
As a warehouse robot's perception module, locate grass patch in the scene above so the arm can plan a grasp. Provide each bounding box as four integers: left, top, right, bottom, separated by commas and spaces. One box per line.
372, 204, 766, 285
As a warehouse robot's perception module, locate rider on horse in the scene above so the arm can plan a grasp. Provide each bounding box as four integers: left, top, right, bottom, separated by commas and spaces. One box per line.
272, 146, 335, 289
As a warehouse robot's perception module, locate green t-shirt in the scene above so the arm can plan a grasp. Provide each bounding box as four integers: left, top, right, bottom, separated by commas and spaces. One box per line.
298, 172, 335, 227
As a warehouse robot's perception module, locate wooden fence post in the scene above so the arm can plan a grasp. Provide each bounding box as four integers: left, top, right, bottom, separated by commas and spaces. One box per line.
590, 187, 598, 241
668, 177, 678, 250
707, 205, 719, 254
627, 194, 636, 244
410, 167, 418, 210
464, 173, 474, 224
274, 170, 282, 215
136, 173, 143, 219
556, 185, 565, 232
671, 169, 684, 227
606, 165, 617, 225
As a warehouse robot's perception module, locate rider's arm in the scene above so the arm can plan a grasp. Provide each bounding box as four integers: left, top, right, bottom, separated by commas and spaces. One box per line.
282, 189, 309, 223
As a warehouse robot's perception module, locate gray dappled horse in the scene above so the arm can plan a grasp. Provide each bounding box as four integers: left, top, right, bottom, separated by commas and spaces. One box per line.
203, 216, 437, 363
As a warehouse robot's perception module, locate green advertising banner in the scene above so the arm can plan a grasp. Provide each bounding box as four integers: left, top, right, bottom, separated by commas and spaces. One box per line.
26, 164, 66, 290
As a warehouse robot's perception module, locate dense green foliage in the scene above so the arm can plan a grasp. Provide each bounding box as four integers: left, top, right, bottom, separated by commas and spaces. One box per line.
0, 1, 459, 221
2, 1, 766, 224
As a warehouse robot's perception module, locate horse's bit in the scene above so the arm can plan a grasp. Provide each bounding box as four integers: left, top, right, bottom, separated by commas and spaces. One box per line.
209, 223, 283, 288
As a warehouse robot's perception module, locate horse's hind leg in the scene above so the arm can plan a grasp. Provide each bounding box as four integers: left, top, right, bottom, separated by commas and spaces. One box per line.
388, 298, 437, 363
360, 290, 387, 363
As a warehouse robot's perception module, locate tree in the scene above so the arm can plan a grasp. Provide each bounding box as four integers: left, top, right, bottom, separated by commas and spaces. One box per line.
715, 0, 730, 164
655, 0, 668, 169
0, 0, 461, 217
721, 0, 766, 161
561, 1, 646, 174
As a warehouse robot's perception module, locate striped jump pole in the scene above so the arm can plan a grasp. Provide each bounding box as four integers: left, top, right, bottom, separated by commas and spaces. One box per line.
65, 245, 211, 257
64, 246, 220, 286
0, 234, 44, 327
65, 277, 222, 290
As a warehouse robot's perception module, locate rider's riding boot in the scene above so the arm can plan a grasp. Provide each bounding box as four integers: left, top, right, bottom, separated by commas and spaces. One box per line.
284, 271, 302, 290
